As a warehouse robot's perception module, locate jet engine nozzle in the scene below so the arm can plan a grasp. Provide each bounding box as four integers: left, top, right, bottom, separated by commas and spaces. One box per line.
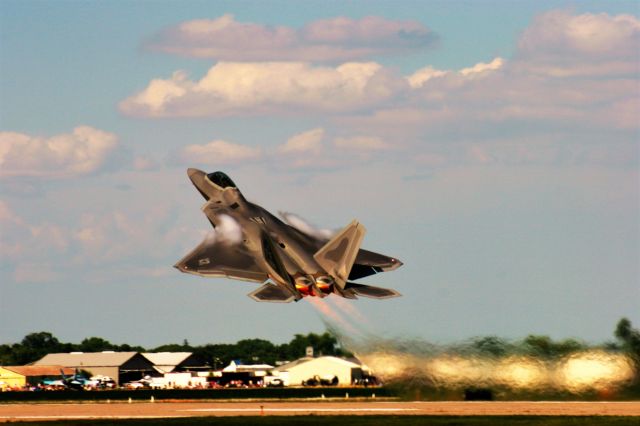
295, 276, 327, 297
315, 276, 334, 294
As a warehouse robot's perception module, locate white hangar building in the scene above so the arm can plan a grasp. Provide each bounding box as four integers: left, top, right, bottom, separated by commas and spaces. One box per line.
271, 356, 368, 387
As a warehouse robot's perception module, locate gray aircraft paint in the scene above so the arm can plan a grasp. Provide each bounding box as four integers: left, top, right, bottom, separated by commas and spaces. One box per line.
174, 168, 402, 302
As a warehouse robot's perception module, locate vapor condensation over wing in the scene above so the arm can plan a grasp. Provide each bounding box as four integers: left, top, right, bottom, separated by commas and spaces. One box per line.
279, 211, 335, 240
203, 214, 243, 245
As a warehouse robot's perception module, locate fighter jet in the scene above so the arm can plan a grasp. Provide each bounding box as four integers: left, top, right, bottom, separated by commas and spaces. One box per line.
174, 169, 402, 303
42, 369, 89, 390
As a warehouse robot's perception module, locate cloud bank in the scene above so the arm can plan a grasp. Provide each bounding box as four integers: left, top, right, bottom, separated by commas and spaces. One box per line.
516, 10, 640, 77
123, 9, 639, 146
145, 14, 437, 61
0, 126, 119, 178
172, 128, 392, 170
117, 9, 640, 172
0, 198, 197, 283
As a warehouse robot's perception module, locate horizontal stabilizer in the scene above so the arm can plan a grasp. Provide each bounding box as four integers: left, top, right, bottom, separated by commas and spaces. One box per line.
248, 282, 296, 303
345, 282, 401, 299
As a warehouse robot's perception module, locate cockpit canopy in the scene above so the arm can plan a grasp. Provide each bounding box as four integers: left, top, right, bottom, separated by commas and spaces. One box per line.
207, 171, 237, 189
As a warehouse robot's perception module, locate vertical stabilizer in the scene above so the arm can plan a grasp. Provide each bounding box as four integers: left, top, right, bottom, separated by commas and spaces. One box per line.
313, 220, 366, 289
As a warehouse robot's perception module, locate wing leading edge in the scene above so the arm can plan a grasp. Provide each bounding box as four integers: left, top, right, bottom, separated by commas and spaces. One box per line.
174, 237, 268, 283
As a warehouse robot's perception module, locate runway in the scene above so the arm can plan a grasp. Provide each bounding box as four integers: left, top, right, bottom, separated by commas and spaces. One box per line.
1, 401, 640, 421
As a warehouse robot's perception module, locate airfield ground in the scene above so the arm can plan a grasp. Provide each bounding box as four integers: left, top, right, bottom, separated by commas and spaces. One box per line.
1, 400, 639, 423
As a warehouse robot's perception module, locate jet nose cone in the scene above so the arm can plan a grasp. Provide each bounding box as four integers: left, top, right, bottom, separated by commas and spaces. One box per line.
187, 168, 206, 185
187, 168, 204, 179
186, 168, 213, 201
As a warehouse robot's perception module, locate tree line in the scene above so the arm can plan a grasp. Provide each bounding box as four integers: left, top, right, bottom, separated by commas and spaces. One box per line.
0, 331, 349, 368
1, 318, 638, 369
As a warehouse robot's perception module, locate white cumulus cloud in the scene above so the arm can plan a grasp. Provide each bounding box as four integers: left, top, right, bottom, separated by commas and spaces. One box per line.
120, 62, 403, 117
516, 10, 640, 76
459, 57, 505, 76
407, 57, 505, 88
0, 126, 119, 178
407, 66, 449, 88
122, 9, 637, 169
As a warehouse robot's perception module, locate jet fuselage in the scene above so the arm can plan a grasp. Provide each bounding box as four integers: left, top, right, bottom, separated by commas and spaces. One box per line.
175, 169, 402, 302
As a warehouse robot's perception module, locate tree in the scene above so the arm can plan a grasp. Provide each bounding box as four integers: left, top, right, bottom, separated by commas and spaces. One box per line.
79, 337, 114, 352
13, 332, 62, 364
21, 331, 59, 350
0, 343, 16, 365
521, 335, 585, 357
116, 343, 146, 352
194, 343, 238, 368
1, 329, 353, 368
615, 318, 640, 360
284, 332, 349, 359
614, 317, 640, 385
152, 343, 189, 352
472, 336, 510, 357
235, 339, 276, 364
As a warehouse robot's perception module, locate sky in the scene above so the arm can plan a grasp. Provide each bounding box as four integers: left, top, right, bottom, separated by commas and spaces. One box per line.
1, 0, 638, 348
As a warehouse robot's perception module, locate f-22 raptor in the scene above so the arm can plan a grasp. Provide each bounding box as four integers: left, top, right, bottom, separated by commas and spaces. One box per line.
174, 169, 402, 303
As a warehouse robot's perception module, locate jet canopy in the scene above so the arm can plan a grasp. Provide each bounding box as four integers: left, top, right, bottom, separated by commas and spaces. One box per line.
207, 171, 237, 189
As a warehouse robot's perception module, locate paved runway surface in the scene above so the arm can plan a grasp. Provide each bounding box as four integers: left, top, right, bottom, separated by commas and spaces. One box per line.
1, 401, 640, 421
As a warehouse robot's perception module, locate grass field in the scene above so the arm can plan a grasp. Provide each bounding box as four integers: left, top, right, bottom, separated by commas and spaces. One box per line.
8, 416, 640, 426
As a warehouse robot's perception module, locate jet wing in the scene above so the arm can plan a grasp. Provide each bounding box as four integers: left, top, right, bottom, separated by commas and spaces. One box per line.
174, 237, 268, 283
344, 282, 401, 299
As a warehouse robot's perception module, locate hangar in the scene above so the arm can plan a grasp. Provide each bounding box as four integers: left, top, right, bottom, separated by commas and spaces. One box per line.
34, 352, 155, 385
271, 356, 367, 387
0, 366, 75, 390
215, 360, 274, 386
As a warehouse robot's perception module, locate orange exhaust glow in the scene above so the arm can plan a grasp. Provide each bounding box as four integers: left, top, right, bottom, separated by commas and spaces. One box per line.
295, 282, 311, 296
316, 282, 333, 293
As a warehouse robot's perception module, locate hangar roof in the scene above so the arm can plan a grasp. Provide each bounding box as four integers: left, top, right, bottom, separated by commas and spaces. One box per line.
222, 360, 274, 372
272, 357, 312, 371
142, 352, 202, 373
34, 352, 139, 367
273, 356, 361, 372
142, 352, 192, 367
0, 366, 75, 377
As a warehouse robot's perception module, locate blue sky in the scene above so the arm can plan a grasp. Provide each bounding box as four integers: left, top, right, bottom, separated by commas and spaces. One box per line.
1, 0, 638, 348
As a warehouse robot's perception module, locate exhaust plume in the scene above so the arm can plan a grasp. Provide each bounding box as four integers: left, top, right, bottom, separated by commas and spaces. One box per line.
314, 304, 637, 396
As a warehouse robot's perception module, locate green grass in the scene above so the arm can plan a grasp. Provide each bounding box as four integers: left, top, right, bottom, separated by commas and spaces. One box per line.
9, 416, 640, 426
